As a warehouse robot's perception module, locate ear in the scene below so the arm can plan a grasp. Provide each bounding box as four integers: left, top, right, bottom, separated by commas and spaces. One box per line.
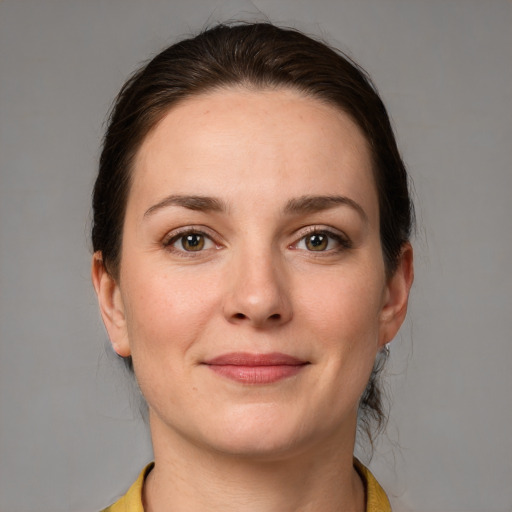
378, 243, 414, 347
91, 252, 131, 357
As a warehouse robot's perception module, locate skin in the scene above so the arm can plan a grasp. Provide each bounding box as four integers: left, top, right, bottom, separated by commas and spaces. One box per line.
92, 87, 413, 512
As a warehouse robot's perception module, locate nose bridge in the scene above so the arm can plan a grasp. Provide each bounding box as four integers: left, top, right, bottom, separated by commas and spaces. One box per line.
224, 238, 292, 327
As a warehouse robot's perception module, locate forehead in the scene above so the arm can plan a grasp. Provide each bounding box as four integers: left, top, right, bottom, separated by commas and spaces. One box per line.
130, 87, 378, 219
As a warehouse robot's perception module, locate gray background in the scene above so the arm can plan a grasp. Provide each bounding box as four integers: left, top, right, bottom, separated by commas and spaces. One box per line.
1, 1, 511, 511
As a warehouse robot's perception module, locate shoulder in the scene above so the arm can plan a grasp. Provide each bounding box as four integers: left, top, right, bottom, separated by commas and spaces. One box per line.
100, 463, 154, 512
354, 458, 392, 512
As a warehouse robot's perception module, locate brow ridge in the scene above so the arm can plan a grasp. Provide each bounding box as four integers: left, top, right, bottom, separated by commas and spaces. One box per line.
144, 193, 367, 222
144, 195, 226, 217
284, 195, 367, 221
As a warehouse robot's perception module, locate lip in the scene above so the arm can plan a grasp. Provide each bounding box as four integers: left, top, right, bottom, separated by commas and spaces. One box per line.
203, 352, 309, 384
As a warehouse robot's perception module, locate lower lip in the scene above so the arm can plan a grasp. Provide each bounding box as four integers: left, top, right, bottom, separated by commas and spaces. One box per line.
206, 364, 306, 384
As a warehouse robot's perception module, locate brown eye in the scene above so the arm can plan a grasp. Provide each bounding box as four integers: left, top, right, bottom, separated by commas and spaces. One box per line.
165, 229, 217, 255
181, 233, 205, 251
305, 233, 329, 251
294, 230, 351, 253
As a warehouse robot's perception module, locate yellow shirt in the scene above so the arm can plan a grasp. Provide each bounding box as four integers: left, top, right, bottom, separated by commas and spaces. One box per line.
101, 459, 391, 512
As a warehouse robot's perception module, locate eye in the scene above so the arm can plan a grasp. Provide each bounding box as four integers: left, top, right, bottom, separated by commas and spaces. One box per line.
304, 233, 329, 251
294, 229, 350, 253
164, 230, 216, 253
180, 233, 206, 251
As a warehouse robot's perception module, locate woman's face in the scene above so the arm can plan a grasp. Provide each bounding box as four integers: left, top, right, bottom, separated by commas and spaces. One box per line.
94, 88, 411, 458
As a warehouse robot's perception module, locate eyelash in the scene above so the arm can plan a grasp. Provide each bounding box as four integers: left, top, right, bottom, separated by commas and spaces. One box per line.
162, 226, 351, 256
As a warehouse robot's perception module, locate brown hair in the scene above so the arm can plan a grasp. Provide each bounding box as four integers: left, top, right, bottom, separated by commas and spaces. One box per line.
92, 22, 414, 444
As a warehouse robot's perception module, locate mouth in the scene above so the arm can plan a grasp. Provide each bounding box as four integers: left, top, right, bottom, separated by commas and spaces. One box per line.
202, 352, 310, 384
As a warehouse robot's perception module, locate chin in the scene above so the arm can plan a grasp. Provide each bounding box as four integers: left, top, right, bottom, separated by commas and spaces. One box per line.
193, 404, 325, 461
209, 431, 305, 461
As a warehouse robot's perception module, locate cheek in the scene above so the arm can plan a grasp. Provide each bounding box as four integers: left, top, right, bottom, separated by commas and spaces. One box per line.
284, 268, 385, 432
121, 265, 222, 362
296, 264, 385, 394
297, 266, 384, 344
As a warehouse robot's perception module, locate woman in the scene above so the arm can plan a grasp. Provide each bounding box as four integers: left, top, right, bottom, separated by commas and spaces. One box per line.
92, 22, 414, 512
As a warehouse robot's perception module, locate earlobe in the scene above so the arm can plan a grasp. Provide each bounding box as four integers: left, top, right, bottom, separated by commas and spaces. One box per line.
378, 243, 414, 347
91, 252, 131, 357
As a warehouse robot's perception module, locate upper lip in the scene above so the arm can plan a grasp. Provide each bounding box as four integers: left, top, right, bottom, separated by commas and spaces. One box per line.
203, 352, 309, 366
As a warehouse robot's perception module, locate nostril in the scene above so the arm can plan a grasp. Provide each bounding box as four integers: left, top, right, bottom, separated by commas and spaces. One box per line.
233, 313, 246, 320
269, 313, 281, 321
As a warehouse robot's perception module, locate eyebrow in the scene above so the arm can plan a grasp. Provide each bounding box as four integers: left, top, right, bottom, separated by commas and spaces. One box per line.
143, 193, 367, 222
284, 195, 368, 222
144, 195, 227, 217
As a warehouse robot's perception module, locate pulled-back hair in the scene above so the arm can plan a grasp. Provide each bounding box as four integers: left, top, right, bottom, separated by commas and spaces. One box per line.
92, 22, 414, 445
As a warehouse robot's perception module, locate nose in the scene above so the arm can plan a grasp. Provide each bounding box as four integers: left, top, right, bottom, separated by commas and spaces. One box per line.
223, 248, 293, 328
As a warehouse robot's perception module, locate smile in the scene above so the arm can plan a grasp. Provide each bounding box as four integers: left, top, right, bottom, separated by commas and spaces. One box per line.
203, 352, 310, 384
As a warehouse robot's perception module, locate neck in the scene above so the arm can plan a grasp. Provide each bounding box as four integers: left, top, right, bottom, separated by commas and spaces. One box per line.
143, 414, 365, 512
